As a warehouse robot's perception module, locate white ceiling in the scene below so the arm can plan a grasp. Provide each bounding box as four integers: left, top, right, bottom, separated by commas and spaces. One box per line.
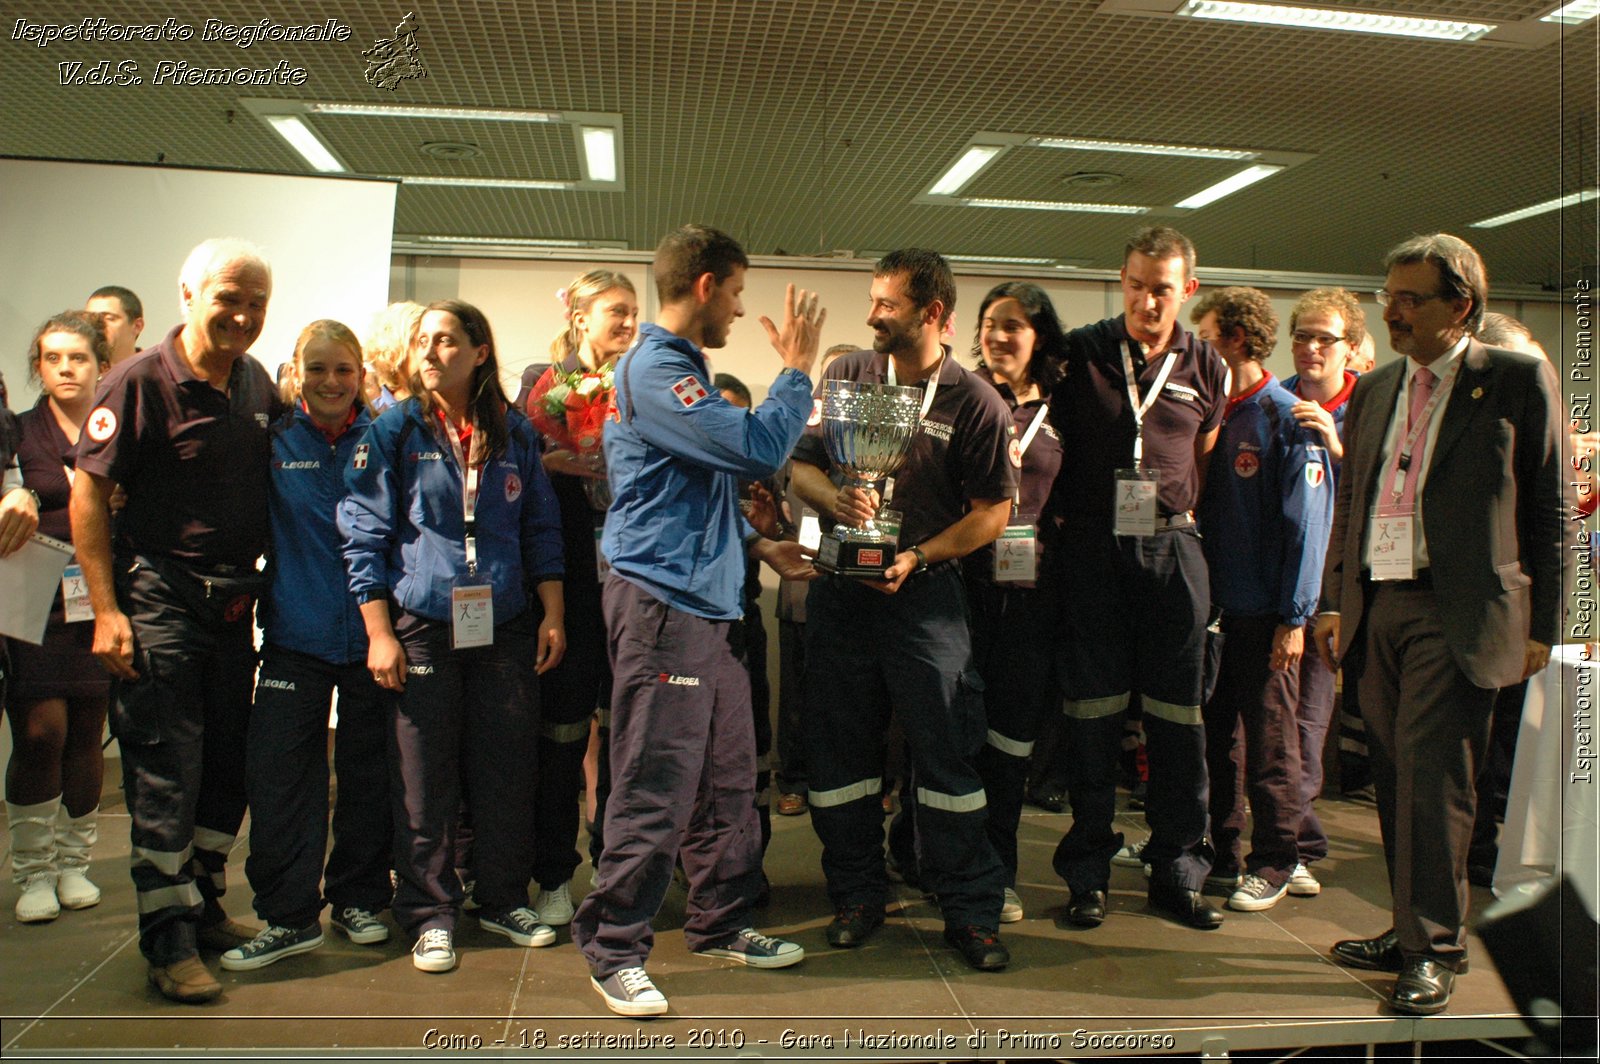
3, 0, 1594, 288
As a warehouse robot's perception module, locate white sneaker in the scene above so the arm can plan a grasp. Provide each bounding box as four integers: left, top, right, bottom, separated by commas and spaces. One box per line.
1000, 887, 1024, 923
55, 868, 100, 910
15, 872, 59, 923
412, 927, 456, 972
592, 966, 668, 1016
1287, 862, 1322, 896
533, 881, 575, 926
694, 927, 804, 968
1228, 873, 1289, 911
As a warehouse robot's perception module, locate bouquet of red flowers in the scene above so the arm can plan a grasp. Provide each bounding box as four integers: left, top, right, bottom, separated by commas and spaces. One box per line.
526, 364, 615, 454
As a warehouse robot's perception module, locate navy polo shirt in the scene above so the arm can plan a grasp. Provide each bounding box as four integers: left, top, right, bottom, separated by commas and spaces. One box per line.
793, 347, 1016, 551
76, 325, 283, 568
1047, 316, 1227, 533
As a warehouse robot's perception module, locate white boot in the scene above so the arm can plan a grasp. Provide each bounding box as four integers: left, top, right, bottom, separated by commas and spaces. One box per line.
55, 805, 101, 910
7, 798, 61, 922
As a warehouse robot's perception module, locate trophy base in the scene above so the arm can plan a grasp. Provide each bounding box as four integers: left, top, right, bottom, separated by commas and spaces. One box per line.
816, 535, 899, 578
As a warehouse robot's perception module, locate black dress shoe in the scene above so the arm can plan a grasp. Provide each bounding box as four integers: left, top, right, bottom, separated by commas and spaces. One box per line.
1389, 957, 1456, 1015
1027, 789, 1065, 813
825, 904, 885, 948
1063, 889, 1106, 928
944, 925, 1009, 971
1332, 931, 1469, 975
1148, 882, 1224, 930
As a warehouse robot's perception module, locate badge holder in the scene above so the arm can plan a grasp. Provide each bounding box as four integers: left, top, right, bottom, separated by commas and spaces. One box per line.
1113, 468, 1160, 537
449, 459, 493, 649
993, 523, 1038, 582
1367, 509, 1416, 581
61, 563, 93, 624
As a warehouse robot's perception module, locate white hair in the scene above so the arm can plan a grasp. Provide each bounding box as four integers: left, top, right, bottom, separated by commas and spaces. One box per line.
177, 237, 272, 308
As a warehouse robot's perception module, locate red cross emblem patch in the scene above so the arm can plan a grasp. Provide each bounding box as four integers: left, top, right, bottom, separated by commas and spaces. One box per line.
86, 407, 117, 443
353, 443, 369, 470
671, 375, 708, 407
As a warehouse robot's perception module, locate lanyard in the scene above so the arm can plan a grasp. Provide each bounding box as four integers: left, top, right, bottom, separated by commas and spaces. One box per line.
1121, 341, 1177, 466
1389, 357, 1461, 500
1011, 402, 1049, 512
441, 418, 482, 575
887, 351, 945, 419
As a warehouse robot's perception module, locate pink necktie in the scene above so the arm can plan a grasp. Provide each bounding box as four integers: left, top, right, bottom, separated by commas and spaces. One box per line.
1379, 366, 1436, 514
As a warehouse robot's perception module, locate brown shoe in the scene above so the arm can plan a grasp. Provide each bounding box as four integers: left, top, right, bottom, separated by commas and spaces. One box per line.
197, 917, 260, 952
148, 955, 221, 1003
776, 793, 807, 816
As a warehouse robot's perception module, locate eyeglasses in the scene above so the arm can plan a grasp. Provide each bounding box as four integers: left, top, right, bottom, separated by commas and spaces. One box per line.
1291, 331, 1346, 349
1375, 289, 1447, 311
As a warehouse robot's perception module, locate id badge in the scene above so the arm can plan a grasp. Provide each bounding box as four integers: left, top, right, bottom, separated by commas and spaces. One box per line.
798, 509, 822, 552
450, 584, 494, 648
594, 527, 612, 584
1368, 512, 1415, 581
61, 564, 93, 623
1114, 469, 1160, 537
993, 524, 1037, 582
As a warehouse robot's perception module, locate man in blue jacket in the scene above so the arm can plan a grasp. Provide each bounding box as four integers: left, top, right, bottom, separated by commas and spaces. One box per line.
1193, 287, 1333, 913
570, 224, 825, 1018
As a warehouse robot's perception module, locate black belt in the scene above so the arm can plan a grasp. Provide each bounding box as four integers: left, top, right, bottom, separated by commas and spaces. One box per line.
1365, 567, 1432, 590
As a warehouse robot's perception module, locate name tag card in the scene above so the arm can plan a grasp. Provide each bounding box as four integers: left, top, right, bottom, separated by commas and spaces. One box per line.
993, 524, 1037, 583
451, 584, 494, 648
61, 564, 93, 623
1368, 512, 1415, 581
798, 509, 821, 552
1114, 469, 1160, 537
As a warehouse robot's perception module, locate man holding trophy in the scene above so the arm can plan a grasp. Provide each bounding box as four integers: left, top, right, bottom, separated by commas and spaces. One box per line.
791, 249, 1017, 971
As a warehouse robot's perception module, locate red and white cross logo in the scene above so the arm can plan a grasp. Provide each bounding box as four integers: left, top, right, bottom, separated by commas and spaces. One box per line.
670, 375, 708, 408
86, 408, 117, 443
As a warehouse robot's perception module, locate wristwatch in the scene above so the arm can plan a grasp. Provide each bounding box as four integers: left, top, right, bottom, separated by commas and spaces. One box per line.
910, 544, 928, 572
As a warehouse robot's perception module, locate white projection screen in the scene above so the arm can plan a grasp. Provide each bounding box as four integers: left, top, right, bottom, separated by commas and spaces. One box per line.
0, 158, 397, 397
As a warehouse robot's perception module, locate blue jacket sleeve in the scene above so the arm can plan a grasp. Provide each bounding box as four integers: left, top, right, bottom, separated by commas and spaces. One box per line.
1279, 422, 1334, 627
628, 352, 812, 480
337, 410, 404, 604
514, 417, 564, 584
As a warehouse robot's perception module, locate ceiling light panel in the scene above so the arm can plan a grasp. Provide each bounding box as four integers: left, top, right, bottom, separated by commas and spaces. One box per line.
305, 102, 562, 122
1176, 1, 1495, 41
963, 198, 1150, 213
1541, 0, 1600, 23
929, 146, 1004, 195
263, 115, 344, 173
1028, 136, 1257, 160
1174, 164, 1285, 208
1470, 187, 1600, 227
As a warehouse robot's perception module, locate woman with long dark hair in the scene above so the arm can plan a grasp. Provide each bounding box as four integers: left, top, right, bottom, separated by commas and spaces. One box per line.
340, 300, 566, 973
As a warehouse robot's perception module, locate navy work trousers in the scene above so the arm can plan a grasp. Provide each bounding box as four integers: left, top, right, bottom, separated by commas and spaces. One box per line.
804, 566, 1005, 930
112, 555, 256, 966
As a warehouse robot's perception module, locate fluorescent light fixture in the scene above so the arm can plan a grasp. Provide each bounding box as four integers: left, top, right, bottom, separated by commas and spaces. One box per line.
305, 102, 562, 122
418, 235, 589, 247
1174, 164, 1284, 209
929, 146, 1003, 196
1542, 0, 1600, 23
947, 255, 1057, 265
582, 126, 618, 182
1028, 136, 1256, 161
1470, 188, 1600, 228
964, 198, 1148, 214
264, 114, 344, 173
391, 175, 573, 190
1177, 1, 1494, 41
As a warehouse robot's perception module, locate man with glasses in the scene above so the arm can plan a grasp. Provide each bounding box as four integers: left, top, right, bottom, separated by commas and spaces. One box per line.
1313, 234, 1563, 1015
1282, 288, 1363, 898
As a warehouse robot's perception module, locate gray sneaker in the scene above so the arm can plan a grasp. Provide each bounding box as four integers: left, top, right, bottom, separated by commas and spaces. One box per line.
532, 881, 575, 926
331, 906, 390, 944
1000, 887, 1024, 923
480, 906, 557, 947
592, 966, 668, 1016
694, 927, 804, 968
1287, 862, 1322, 896
220, 922, 323, 971
1229, 874, 1289, 911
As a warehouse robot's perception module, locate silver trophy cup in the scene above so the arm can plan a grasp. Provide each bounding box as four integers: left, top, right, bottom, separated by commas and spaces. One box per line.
816, 378, 923, 577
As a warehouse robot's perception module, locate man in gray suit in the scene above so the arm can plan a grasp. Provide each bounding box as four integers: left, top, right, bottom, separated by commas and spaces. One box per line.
1312, 233, 1563, 1015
